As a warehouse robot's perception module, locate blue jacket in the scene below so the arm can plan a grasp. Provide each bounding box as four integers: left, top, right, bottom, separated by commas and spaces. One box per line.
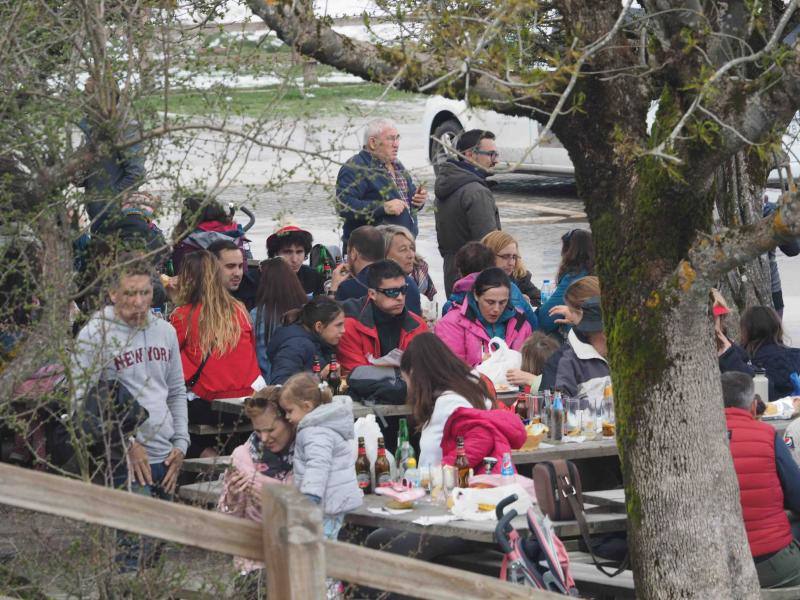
266, 323, 334, 385
78, 119, 146, 232
335, 265, 422, 316
442, 272, 538, 330
335, 150, 418, 246
750, 342, 800, 401
537, 271, 588, 334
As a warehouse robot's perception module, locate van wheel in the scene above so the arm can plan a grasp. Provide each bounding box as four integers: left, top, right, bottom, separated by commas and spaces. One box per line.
430, 119, 463, 174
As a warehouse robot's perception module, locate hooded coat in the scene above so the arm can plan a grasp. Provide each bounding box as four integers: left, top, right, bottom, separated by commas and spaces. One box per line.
434, 297, 531, 367
440, 407, 527, 470
443, 272, 539, 330
434, 160, 501, 295
293, 399, 363, 515
266, 323, 335, 385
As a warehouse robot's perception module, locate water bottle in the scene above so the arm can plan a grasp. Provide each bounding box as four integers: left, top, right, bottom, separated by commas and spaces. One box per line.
540, 279, 553, 304
753, 369, 769, 404
791, 372, 800, 397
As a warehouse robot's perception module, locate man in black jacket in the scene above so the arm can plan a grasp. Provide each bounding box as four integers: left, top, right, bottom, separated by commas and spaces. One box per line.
434, 129, 501, 295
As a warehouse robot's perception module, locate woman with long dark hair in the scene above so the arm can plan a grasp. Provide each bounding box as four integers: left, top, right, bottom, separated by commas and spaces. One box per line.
401, 333, 492, 467
740, 305, 800, 401
266, 296, 346, 384
435, 267, 532, 367
250, 258, 308, 381
537, 228, 595, 334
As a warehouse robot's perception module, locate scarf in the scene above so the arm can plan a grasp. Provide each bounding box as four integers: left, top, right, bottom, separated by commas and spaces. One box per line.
247, 432, 293, 481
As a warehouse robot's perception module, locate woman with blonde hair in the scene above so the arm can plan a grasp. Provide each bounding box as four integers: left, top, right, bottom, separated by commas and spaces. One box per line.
171, 250, 263, 456
377, 224, 437, 301
481, 231, 540, 306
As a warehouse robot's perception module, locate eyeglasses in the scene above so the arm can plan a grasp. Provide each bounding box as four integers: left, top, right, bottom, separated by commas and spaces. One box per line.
473, 149, 499, 159
375, 285, 409, 298
496, 253, 520, 262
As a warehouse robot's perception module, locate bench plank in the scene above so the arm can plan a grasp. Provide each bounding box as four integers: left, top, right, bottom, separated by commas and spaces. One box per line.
178, 480, 223, 506
181, 456, 232, 474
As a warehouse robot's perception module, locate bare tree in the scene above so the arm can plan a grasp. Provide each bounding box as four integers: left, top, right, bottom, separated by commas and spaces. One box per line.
245, 0, 800, 596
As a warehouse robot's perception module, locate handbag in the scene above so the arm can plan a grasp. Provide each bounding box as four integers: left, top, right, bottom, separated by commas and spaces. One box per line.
185, 351, 211, 391
532, 459, 629, 578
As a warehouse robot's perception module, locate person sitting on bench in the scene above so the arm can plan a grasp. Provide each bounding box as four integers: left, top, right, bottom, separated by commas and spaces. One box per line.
722, 371, 800, 588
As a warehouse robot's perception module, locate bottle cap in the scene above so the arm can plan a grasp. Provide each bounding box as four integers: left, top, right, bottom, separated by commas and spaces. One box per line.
406, 458, 417, 469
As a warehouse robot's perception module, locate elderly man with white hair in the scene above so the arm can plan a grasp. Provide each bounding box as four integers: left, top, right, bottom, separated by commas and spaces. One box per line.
335, 118, 427, 248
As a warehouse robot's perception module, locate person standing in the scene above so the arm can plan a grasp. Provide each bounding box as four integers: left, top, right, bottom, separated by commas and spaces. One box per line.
336, 118, 427, 248
434, 129, 501, 296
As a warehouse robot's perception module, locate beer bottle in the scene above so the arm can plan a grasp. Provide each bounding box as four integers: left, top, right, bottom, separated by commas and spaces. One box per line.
355, 436, 372, 494
395, 418, 409, 466
374, 436, 391, 487
323, 262, 332, 281
455, 436, 470, 488
327, 353, 341, 395
312, 356, 321, 377
515, 388, 528, 422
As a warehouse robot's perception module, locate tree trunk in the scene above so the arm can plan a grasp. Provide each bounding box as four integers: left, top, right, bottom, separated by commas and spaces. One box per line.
713, 151, 772, 339
617, 292, 760, 598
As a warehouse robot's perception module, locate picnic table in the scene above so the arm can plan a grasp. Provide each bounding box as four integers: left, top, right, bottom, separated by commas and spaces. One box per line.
211, 396, 413, 420
344, 494, 627, 543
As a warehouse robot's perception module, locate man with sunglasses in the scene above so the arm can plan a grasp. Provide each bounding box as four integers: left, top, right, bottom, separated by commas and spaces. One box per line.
434, 129, 502, 296
337, 259, 428, 374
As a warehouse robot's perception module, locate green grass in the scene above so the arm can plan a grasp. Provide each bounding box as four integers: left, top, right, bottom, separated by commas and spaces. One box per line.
148, 82, 420, 119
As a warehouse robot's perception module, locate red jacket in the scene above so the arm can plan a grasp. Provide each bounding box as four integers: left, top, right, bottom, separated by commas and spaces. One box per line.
440, 407, 527, 472
725, 407, 793, 557
171, 303, 261, 401
337, 298, 428, 374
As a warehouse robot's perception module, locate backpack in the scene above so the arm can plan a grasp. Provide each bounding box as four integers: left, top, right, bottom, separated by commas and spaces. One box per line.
309, 243, 342, 277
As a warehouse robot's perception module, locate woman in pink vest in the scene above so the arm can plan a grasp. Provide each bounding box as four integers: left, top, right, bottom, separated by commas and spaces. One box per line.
435, 267, 532, 367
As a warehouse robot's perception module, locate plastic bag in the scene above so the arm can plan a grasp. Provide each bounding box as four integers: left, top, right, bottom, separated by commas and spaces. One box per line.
352, 413, 396, 487
449, 483, 533, 521
475, 337, 522, 389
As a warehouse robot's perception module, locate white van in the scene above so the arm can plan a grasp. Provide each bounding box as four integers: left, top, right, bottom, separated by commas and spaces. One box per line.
422, 96, 574, 175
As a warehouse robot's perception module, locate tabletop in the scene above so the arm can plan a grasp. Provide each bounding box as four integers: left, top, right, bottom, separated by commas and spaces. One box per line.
344, 494, 627, 543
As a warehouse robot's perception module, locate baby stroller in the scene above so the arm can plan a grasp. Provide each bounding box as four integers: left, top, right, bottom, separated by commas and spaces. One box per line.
494, 494, 579, 596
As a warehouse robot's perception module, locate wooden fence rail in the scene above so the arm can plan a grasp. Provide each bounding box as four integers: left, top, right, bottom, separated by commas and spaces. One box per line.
0, 463, 560, 599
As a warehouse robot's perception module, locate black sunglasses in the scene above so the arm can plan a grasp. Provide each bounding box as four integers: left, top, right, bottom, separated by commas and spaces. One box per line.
375, 285, 409, 298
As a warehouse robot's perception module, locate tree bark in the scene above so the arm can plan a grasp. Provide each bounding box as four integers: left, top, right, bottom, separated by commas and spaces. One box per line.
618, 290, 760, 597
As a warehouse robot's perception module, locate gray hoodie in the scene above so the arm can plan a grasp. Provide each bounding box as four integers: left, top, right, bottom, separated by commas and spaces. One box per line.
293, 399, 363, 516
72, 306, 189, 463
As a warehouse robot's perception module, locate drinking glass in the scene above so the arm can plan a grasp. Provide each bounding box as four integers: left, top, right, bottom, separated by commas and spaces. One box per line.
528, 393, 544, 423
566, 396, 581, 436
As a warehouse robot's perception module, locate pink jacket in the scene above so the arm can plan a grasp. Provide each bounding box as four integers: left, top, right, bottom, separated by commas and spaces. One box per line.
435, 299, 532, 367
217, 443, 293, 573
440, 407, 527, 471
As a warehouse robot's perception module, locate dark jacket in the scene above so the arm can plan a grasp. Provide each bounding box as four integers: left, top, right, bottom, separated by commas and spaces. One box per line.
434, 160, 500, 295
718, 341, 754, 377
78, 119, 145, 232
335, 264, 422, 316
297, 264, 325, 297
750, 342, 800, 401
335, 150, 418, 246
266, 323, 334, 385
540, 342, 567, 392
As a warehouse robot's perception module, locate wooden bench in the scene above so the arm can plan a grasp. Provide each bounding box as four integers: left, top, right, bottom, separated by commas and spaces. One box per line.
761, 586, 800, 599
181, 456, 232, 474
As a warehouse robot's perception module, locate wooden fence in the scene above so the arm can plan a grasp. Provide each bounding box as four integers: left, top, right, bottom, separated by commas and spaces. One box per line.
0, 463, 560, 599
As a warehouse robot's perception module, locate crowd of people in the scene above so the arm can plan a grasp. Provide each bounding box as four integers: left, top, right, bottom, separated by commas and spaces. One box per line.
7, 113, 800, 593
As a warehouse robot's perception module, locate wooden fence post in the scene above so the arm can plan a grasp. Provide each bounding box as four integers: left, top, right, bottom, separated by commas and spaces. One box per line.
262, 484, 325, 599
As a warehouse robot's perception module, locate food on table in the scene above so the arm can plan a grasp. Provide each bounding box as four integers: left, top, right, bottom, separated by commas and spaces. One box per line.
386, 499, 414, 510
478, 503, 496, 512
567, 427, 582, 436
520, 422, 548, 450
602, 421, 616, 437
765, 403, 780, 416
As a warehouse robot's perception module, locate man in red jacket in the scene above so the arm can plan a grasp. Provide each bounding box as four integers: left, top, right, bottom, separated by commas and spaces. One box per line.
722, 371, 800, 588
338, 259, 427, 374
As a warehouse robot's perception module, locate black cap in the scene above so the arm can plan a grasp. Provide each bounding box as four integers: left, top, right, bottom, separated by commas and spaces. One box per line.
575, 296, 604, 334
